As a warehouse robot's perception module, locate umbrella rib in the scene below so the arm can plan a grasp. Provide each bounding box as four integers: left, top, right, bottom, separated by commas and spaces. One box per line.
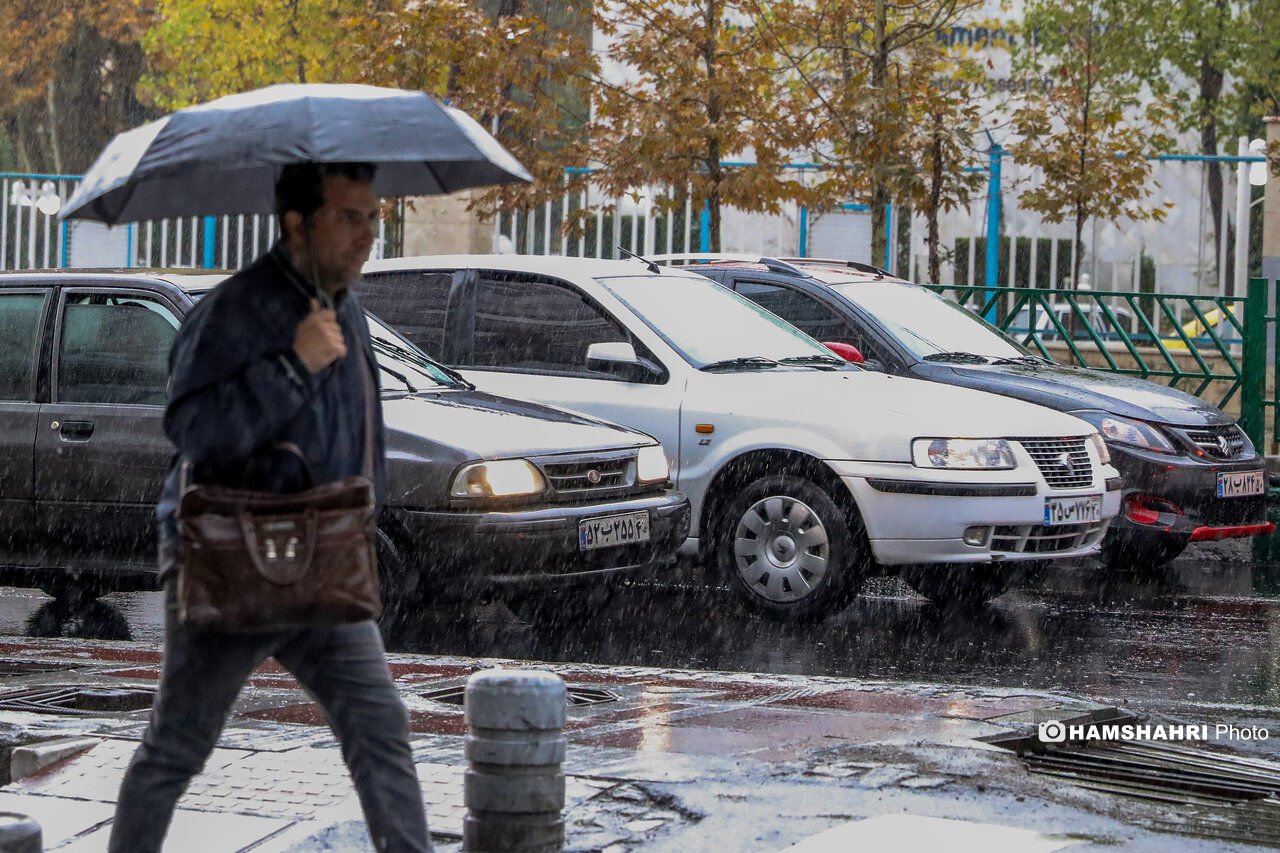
425, 160, 447, 195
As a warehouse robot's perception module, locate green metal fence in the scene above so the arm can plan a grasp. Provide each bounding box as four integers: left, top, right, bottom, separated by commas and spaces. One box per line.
923, 281, 1279, 452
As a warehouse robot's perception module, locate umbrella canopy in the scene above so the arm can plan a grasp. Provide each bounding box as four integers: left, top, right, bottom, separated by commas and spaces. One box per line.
61, 83, 533, 224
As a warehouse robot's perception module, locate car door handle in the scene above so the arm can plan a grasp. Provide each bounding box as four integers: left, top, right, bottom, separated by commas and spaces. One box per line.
58, 420, 95, 441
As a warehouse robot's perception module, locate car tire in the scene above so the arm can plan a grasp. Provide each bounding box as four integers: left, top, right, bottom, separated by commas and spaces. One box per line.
26, 596, 131, 640
900, 564, 1010, 610
717, 474, 867, 621
376, 530, 417, 644
1100, 529, 1190, 574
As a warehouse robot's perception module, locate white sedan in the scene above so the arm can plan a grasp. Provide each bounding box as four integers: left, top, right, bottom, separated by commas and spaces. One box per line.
359, 255, 1123, 619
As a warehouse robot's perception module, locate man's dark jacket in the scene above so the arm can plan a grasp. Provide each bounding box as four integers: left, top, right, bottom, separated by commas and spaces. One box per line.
155, 245, 387, 547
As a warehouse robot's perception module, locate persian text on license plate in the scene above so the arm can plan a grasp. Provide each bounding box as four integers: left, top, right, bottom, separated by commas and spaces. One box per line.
1217, 470, 1265, 498
1044, 494, 1103, 526
579, 511, 650, 551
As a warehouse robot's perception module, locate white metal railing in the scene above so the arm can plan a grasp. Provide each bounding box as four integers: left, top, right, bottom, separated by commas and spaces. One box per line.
1, 172, 392, 271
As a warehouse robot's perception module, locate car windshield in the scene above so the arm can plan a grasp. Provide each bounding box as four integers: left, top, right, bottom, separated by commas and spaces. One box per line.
189, 287, 460, 391
598, 274, 838, 368
831, 281, 1031, 361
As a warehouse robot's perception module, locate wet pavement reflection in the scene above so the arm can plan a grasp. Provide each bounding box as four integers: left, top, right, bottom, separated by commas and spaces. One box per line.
3, 556, 1280, 715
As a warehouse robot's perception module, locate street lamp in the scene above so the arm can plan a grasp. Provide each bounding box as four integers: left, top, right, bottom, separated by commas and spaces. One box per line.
9, 180, 62, 216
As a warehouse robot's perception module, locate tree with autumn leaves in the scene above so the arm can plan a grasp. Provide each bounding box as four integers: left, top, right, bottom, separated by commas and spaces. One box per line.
1007, 0, 1175, 290
2, 0, 1268, 278
0, 0, 154, 173
141, 0, 596, 217
756, 0, 988, 279
588, 0, 812, 252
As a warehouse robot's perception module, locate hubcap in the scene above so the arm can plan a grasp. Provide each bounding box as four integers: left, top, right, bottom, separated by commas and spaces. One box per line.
733, 495, 830, 603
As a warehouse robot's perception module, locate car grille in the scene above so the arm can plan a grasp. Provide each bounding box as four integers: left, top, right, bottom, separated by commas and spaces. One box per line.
536, 450, 638, 500
1018, 438, 1094, 489
991, 521, 1108, 554
1180, 424, 1249, 459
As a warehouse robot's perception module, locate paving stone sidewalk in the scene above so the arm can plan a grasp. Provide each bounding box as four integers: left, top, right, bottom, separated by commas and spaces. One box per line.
0, 637, 1267, 851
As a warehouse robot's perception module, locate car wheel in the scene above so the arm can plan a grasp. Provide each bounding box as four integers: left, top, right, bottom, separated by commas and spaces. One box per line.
1100, 529, 1190, 574
26, 597, 130, 640
717, 474, 867, 621
900, 564, 1010, 610
376, 530, 418, 644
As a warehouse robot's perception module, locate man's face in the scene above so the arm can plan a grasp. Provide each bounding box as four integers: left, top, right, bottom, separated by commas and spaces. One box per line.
289, 175, 379, 289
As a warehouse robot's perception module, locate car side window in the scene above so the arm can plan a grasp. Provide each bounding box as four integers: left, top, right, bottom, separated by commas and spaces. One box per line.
733, 279, 860, 342
355, 271, 452, 359
0, 292, 46, 401
57, 294, 180, 406
734, 278, 892, 364
469, 274, 628, 376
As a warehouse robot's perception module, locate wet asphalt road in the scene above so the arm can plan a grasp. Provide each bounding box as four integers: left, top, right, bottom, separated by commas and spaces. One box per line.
2, 547, 1280, 731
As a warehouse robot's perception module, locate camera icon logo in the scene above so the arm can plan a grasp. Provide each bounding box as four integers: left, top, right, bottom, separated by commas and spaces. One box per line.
1039, 720, 1067, 743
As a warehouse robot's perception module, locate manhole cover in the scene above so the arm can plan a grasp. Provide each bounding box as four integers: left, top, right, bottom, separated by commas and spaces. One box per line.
0, 686, 155, 716
985, 707, 1280, 848
422, 684, 618, 708
0, 659, 86, 677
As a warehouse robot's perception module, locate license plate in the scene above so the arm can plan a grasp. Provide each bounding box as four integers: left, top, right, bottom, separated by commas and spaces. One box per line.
579, 511, 650, 551
1044, 494, 1103, 526
1217, 470, 1265, 498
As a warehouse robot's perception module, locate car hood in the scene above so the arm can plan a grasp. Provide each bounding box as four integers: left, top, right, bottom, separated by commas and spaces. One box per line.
382, 389, 652, 457
379, 389, 651, 508
938, 362, 1233, 427
685, 368, 1096, 462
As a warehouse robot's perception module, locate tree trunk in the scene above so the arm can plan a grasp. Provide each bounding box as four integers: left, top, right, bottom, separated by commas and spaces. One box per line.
927, 110, 944, 283
1068, 208, 1086, 340
45, 79, 63, 175
869, 0, 889, 264
708, 189, 722, 253
1199, 41, 1225, 293
6, 114, 33, 173
702, 0, 722, 252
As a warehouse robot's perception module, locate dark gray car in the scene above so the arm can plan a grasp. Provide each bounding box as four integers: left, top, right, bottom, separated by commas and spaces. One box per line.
0, 271, 689, 627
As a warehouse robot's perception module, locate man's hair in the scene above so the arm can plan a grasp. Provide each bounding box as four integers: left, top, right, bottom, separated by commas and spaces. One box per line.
274, 161, 377, 224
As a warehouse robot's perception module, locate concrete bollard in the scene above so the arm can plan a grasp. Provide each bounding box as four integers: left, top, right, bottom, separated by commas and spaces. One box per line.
0, 813, 40, 852
463, 669, 567, 852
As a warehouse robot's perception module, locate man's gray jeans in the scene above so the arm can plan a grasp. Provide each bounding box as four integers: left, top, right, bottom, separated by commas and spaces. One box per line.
109, 538, 431, 852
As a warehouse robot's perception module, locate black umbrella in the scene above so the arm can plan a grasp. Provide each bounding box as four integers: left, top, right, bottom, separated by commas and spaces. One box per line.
60, 83, 533, 224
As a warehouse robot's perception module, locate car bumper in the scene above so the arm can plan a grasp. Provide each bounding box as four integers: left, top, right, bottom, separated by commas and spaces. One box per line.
389, 491, 691, 594
1108, 446, 1270, 539
829, 461, 1122, 566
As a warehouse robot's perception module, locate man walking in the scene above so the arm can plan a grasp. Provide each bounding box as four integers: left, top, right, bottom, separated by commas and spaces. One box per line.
109, 162, 431, 852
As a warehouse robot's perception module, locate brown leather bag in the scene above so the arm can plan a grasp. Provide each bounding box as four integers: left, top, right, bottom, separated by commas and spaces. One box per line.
175, 359, 382, 629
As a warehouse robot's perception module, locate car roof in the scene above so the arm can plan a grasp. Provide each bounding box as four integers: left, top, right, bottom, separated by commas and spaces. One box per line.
650, 254, 914, 287
0, 268, 230, 292
365, 253, 706, 281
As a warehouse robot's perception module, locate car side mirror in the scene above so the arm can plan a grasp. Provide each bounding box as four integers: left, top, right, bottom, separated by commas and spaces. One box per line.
822, 341, 864, 363
586, 342, 662, 382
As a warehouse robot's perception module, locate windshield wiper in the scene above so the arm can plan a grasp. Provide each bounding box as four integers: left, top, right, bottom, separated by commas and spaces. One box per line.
990, 355, 1047, 366
371, 339, 475, 390
777, 354, 847, 370
921, 351, 991, 364
378, 362, 418, 393
431, 362, 474, 389
700, 356, 780, 372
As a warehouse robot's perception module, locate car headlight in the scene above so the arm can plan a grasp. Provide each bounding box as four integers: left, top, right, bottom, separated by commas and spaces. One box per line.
450, 459, 546, 498
1087, 432, 1111, 465
1070, 410, 1175, 454
911, 438, 1016, 470
637, 444, 671, 483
